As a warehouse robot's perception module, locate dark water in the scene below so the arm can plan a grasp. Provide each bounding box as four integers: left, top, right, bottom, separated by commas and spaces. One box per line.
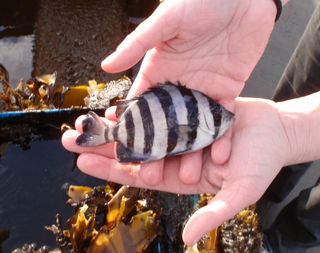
0, 141, 104, 251
0, 0, 158, 251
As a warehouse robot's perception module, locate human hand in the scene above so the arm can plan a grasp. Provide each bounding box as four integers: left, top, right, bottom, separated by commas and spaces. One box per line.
101, 0, 277, 178
62, 96, 291, 245
103, 0, 277, 104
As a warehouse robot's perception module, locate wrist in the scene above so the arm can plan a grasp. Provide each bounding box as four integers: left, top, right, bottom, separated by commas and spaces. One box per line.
276, 92, 320, 166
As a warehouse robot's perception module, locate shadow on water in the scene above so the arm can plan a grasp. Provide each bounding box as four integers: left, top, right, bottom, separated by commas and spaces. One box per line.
0, 0, 160, 251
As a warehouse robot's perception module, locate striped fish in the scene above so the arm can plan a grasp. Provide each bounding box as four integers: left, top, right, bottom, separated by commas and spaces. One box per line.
76, 82, 234, 163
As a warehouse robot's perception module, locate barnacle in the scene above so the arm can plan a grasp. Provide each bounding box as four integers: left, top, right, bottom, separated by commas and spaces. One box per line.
84, 76, 132, 109
186, 195, 263, 253
219, 207, 262, 253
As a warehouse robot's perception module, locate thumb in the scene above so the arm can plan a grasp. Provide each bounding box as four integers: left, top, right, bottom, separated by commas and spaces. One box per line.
182, 183, 259, 246
101, 1, 178, 73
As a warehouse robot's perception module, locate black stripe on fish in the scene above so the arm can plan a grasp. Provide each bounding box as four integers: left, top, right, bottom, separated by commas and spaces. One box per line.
137, 97, 154, 156
104, 126, 109, 142
113, 125, 119, 142
176, 85, 199, 149
208, 99, 222, 139
117, 143, 150, 163
153, 86, 179, 153
125, 110, 135, 150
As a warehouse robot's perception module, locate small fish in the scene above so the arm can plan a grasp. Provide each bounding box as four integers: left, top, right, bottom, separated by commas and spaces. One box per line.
76, 82, 234, 163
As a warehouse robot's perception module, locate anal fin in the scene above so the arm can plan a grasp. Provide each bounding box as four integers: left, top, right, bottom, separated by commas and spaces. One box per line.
116, 143, 149, 163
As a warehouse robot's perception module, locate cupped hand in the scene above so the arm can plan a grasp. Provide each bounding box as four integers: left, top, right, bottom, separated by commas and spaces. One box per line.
102, 0, 277, 179
62, 97, 290, 245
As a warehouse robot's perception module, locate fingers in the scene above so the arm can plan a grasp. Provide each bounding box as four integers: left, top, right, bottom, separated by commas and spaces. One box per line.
74, 114, 114, 133
77, 153, 192, 193
101, 1, 177, 73
179, 150, 202, 184
140, 160, 164, 186
105, 106, 117, 121
211, 130, 232, 165
62, 113, 117, 156
62, 129, 115, 158
126, 69, 155, 99
139, 150, 203, 189
77, 153, 140, 186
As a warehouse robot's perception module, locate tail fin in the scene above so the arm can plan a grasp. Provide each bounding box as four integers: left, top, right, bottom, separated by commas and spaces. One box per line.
76, 111, 111, 147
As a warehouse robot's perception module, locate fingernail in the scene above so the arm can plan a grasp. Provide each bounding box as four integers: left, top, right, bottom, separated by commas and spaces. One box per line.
140, 164, 159, 186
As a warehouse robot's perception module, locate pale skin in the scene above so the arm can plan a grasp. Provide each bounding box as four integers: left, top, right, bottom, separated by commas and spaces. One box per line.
62, 0, 302, 246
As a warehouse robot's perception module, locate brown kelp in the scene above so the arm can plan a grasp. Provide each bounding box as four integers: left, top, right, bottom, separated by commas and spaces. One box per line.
11, 187, 263, 253
0, 66, 131, 146
46, 184, 158, 253
0, 64, 131, 112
